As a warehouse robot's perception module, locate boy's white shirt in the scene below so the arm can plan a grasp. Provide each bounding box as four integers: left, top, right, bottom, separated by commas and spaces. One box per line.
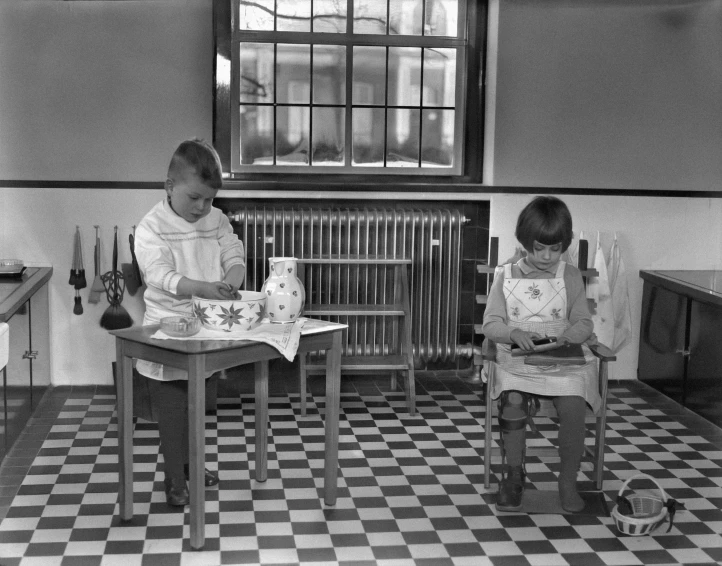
134, 199, 245, 381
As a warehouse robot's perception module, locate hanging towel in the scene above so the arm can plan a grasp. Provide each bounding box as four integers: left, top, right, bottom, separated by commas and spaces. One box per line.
565, 231, 631, 354
587, 232, 615, 349
608, 233, 632, 353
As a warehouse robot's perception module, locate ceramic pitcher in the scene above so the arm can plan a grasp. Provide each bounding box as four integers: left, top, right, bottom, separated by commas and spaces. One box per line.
261, 257, 305, 323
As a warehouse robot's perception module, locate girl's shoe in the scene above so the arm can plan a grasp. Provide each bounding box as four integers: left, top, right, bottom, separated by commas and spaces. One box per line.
496, 466, 525, 512
184, 464, 220, 487
559, 479, 584, 512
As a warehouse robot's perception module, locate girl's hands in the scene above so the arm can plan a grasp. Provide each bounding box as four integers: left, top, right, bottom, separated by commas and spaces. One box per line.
510, 329, 542, 351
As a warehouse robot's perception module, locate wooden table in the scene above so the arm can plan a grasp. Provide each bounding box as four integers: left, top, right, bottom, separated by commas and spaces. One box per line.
110, 324, 342, 550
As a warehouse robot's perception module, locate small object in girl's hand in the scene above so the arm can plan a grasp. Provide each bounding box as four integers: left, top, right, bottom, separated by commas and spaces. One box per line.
160, 316, 200, 337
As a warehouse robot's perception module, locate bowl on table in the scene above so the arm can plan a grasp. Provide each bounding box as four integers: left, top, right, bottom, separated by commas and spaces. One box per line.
192, 291, 267, 332
160, 316, 201, 338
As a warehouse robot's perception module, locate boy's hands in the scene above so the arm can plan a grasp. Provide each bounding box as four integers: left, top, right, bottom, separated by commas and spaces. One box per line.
178, 277, 238, 300
510, 329, 542, 351
196, 281, 237, 300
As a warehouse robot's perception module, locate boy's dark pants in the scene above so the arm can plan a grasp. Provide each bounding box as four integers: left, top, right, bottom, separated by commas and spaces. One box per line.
146, 374, 218, 483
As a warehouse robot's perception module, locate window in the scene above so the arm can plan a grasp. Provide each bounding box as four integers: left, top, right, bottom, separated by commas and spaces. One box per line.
214, 0, 483, 179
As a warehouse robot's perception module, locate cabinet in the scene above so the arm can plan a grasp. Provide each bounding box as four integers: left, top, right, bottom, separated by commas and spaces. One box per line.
0, 266, 53, 460
298, 257, 416, 415
639, 270, 722, 422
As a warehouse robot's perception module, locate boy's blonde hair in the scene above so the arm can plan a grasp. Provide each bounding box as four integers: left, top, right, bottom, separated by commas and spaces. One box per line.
167, 138, 223, 190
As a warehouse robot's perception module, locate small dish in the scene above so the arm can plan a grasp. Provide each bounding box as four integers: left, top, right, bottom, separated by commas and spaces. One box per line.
160, 316, 201, 337
0, 259, 24, 274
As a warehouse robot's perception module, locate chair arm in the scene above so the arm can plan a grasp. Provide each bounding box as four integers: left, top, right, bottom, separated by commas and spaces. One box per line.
481, 338, 498, 361
588, 343, 616, 362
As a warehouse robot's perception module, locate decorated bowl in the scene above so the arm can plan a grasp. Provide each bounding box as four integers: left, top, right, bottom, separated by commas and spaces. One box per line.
192, 291, 267, 332
160, 316, 200, 338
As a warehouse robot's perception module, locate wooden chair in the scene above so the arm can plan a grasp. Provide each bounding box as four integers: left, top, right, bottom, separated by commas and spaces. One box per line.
479, 238, 616, 491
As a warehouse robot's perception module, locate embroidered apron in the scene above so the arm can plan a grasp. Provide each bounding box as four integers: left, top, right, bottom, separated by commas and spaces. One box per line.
489, 261, 601, 413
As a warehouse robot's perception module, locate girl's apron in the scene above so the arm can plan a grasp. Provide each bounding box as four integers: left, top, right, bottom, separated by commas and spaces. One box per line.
489, 261, 601, 413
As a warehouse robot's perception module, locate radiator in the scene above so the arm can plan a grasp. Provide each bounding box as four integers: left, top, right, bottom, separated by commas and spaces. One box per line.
229, 206, 467, 365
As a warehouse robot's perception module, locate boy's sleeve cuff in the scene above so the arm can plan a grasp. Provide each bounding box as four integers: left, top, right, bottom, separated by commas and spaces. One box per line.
164, 272, 183, 295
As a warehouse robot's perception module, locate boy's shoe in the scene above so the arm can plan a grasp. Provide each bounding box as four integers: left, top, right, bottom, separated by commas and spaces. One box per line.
496, 466, 525, 512
183, 464, 220, 487
164, 477, 189, 507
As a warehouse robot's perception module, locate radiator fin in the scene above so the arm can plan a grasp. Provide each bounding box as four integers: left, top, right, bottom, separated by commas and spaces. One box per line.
230, 207, 465, 364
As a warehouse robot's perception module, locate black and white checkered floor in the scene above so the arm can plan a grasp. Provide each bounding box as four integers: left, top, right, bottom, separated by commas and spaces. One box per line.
0, 371, 721, 566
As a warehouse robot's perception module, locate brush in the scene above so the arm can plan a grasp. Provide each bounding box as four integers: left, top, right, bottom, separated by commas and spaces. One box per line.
88, 225, 104, 304
100, 226, 133, 330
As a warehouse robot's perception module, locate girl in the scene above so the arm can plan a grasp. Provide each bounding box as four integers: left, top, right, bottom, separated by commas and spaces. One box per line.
482, 196, 600, 513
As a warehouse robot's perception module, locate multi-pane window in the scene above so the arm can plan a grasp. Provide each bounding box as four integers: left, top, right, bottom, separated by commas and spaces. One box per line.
215, 0, 471, 176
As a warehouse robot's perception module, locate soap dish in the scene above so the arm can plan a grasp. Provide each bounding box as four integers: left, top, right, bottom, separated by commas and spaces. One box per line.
0, 259, 24, 274
160, 316, 201, 337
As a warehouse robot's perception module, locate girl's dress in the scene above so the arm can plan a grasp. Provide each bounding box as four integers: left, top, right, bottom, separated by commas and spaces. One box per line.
489, 261, 602, 413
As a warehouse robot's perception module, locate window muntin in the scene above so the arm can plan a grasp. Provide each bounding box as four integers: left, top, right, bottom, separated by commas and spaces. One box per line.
224, 0, 467, 176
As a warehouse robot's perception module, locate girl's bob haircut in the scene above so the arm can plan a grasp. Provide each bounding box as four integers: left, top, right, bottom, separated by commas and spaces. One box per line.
515, 196, 573, 252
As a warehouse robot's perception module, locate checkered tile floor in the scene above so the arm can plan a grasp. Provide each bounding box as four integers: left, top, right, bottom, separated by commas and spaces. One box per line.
0, 372, 721, 566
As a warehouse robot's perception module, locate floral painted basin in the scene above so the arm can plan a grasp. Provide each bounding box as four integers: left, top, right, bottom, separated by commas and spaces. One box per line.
191, 291, 267, 332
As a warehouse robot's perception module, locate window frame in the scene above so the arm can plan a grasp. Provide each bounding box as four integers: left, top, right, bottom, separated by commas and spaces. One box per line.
213, 0, 486, 187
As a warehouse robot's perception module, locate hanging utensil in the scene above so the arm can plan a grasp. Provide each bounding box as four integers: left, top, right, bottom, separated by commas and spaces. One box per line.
69, 227, 80, 286
75, 226, 87, 290
88, 225, 104, 304
100, 226, 133, 330
122, 226, 141, 296
130, 230, 143, 287
72, 226, 85, 315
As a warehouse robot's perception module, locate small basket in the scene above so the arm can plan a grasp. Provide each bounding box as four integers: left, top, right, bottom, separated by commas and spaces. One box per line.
611, 473, 671, 536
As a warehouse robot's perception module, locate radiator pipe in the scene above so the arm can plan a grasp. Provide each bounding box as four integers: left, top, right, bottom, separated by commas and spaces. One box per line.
455, 343, 484, 383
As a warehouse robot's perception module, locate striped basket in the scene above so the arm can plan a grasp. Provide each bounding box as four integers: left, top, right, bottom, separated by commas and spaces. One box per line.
611, 474, 671, 536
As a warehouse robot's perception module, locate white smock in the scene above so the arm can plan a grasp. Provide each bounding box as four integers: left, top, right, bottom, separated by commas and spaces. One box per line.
490, 262, 602, 413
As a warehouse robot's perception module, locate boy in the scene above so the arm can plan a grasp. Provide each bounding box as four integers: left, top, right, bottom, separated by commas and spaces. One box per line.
134, 138, 245, 506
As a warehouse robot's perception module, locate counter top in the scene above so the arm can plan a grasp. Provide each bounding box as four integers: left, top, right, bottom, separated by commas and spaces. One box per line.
639, 270, 722, 307
0, 266, 53, 322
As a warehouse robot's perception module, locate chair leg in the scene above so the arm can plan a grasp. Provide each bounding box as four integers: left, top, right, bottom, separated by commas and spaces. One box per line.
405, 366, 416, 416
390, 371, 397, 391
299, 353, 308, 416
484, 379, 493, 489
594, 360, 609, 491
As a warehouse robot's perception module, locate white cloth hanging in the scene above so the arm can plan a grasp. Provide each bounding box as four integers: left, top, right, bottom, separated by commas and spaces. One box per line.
565, 231, 631, 354
588, 232, 615, 349
608, 234, 632, 353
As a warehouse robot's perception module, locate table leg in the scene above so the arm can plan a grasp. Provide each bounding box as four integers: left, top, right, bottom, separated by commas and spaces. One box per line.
254, 360, 269, 482
324, 330, 341, 506
115, 339, 134, 521
188, 355, 206, 550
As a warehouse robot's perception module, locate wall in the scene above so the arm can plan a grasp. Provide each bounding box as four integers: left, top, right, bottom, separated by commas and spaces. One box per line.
1, 1, 720, 385
485, 0, 722, 190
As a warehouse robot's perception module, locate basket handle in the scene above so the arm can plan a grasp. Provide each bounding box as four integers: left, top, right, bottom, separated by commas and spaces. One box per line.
617, 473, 668, 504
